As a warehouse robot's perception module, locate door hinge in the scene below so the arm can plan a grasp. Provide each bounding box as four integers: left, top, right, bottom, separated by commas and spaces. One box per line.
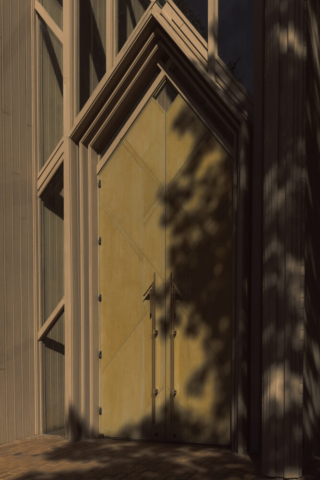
99, 351, 102, 359
98, 237, 102, 245
99, 407, 102, 415
98, 179, 101, 188
98, 294, 102, 302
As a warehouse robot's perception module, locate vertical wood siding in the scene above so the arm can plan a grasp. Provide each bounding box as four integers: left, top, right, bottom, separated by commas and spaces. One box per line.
304, 0, 320, 463
0, 0, 35, 445
261, 0, 306, 477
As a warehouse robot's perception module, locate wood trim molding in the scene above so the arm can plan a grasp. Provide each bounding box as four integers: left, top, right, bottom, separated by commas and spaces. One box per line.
75, 34, 248, 155
88, 146, 99, 437
37, 298, 65, 342
154, 1, 207, 67
34, 1, 63, 44
232, 119, 251, 454
96, 70, 166, 173
91, 45, 161, 153
37, 139, 64, 195
215, 57, 253, 112
164, 0, 207, 50
64, 137, 80, 440
157, 62, 235, 156
79, 143, 90, 433
69, 5, 252, 146
80, 35, 160, 147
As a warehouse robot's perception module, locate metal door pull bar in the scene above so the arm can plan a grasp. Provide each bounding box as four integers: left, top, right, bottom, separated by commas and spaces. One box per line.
170, 273, 182, 422
143, 273, 157, 423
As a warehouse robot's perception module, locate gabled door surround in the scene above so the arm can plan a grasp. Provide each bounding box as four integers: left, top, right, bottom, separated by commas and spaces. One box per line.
98, 79, 235, 445
67, 26, 251, 453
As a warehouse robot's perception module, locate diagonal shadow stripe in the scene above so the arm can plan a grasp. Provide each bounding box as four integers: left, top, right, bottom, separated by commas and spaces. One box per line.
100, 200, 164, 280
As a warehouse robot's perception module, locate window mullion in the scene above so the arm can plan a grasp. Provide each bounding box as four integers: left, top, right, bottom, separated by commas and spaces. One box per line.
106, 0, 115, 73
35, 1, 63, 44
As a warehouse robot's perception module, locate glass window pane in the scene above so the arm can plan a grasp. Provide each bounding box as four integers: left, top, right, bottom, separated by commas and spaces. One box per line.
41, 165, 64, 323
39, 0, 63, 30
39, 17, 63, 167
43, 312, 65, 434
117, 0, 150, 53
218, 0, 254, 95
79, 0, 106, 111
172, 0, 208, 41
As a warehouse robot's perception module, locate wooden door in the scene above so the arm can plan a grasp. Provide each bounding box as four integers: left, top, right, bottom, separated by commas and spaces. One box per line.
164, 94, 233, 445
99, 86, 233, 444
99, 98, 166, 440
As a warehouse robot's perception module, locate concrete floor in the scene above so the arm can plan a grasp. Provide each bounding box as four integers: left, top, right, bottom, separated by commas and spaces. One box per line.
0, 435, 319, 480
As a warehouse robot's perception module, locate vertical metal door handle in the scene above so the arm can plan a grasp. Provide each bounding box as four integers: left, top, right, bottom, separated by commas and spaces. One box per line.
170, 273, 182, 422
143, 273, 157, 423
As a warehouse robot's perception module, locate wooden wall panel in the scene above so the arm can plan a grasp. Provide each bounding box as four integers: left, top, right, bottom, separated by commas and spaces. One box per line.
304, 0, 320, 463
261, 0, 306, 478
4, 129, 14, 446
0, 8, 5, 447
0, 371, 6, 445
2, 0, 11, 115
0, 19, 4, 377
0, 0, 36, 445
13, 172, 22, 441
11, 0, 20, 175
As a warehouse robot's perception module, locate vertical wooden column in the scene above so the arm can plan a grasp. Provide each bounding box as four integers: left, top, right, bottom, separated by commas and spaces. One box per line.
232, 119, 251, 455
261, 0, 305, 478
63, 0, 81, 440
88, 146, 99, 437
304, 0, 320, 464
64, 137, 80, 440
79, 143, 90, 436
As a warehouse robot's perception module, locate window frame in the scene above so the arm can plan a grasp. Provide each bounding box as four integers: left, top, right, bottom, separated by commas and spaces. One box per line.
35, 0, 64, 175
33, 0, 66, 436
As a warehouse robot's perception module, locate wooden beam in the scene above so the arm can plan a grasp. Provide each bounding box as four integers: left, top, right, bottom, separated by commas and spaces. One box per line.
37, 298, 65, 342
35, 1, 64, 44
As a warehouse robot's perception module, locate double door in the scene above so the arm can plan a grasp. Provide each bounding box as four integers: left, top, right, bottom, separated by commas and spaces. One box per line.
99, 85, 233, 445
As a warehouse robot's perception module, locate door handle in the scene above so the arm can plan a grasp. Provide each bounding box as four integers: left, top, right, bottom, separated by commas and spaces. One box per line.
170, 273, 182, 421
143, 273, 157, 423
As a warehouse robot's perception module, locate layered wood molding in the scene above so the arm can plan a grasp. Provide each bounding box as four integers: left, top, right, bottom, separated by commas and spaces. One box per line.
261, 0, 306, 478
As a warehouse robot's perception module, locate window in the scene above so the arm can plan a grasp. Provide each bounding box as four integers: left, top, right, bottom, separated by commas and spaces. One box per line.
218, 0, 254, 94
39, 0, 63, 30
40, 165, 64, 324
117, 0, 150, 52
37, 1, 64, 168
42, 311, 65, 434
172, 0, 208, 41
78, 0, 107, 111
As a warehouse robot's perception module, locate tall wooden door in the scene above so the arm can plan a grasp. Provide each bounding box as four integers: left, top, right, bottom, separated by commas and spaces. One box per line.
99, 84, 233, 444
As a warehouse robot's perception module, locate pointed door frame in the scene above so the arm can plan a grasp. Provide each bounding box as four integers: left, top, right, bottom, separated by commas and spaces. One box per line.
98, 84, 233, 444
74, 63, 251, 453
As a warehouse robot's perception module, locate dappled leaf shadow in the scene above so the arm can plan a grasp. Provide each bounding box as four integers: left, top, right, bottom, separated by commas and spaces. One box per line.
10, 433, 262, 480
